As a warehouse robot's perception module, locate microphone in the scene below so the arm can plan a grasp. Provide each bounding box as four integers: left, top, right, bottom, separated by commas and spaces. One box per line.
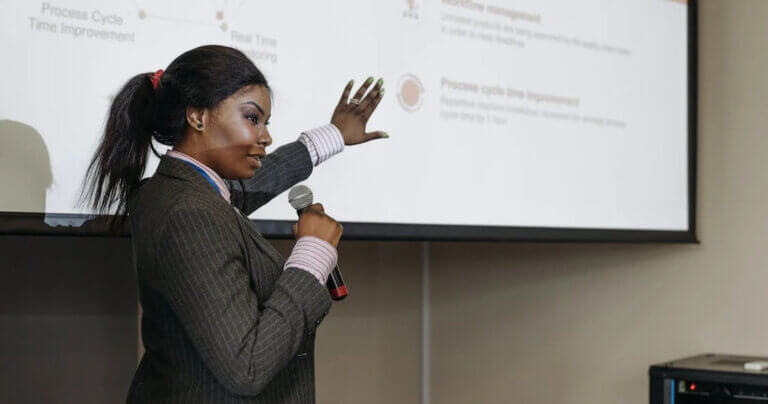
288, 185, 348, 301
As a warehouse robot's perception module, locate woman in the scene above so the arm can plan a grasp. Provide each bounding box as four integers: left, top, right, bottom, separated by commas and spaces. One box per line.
80, 45, 386, 403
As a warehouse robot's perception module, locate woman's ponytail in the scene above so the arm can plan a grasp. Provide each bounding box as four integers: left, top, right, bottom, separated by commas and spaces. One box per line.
79, 71, 157, 231
78, 45, 270, 234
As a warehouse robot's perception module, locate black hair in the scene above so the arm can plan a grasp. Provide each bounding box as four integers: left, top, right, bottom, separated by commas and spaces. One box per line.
78, 45, 270, 232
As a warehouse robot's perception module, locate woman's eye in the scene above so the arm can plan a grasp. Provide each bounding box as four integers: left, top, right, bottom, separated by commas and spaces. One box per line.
246, 115, 259, 124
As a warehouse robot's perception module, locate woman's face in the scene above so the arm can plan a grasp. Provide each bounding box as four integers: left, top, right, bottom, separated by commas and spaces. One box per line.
198, 84, 273, 180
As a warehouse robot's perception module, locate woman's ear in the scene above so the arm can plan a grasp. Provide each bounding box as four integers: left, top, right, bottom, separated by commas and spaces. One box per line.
186, 106, 206, 131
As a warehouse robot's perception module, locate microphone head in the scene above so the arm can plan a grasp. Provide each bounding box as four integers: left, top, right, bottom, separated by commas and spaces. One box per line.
288, 185, 313, 211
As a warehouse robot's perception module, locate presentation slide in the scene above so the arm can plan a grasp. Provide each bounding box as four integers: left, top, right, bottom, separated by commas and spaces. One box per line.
0, 0, 690, 232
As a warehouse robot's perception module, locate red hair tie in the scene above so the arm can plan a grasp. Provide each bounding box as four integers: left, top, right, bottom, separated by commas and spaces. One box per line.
150, 69, 164, 90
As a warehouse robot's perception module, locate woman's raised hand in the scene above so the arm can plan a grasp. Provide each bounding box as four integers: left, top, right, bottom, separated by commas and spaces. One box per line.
292, 203, 344, 248
331, 76, 388, 145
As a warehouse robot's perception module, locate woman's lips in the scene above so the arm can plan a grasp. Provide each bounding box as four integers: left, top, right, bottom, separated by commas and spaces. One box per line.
247, 154, 264, 166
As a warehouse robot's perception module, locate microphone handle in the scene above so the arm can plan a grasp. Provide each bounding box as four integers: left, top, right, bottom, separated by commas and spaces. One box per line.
327, 265, 348, 301
296, 208, 348, 301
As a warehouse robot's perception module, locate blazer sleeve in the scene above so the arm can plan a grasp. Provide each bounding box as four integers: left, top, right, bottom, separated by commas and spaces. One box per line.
226, 140, 314, 217
154, 205, 332, 396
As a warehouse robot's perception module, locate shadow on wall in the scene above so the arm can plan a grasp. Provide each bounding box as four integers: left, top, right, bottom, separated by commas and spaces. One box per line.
0, 119, 124, 236
0, 119, 52, 213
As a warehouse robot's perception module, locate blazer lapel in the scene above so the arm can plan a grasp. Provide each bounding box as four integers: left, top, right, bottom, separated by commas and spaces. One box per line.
237, 210, 286, 269
158, 154, 286, 270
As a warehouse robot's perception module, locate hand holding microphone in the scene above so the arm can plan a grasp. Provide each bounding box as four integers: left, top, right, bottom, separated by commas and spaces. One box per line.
292, 203, 343, 248
289, 185, 348, 300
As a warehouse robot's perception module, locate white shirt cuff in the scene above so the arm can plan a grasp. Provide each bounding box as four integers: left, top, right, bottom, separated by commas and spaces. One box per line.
298, 124, 345, 166
283, 236, 338, 285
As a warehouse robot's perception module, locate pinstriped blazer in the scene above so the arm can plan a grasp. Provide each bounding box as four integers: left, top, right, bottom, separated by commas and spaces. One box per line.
126, 141, 332, 403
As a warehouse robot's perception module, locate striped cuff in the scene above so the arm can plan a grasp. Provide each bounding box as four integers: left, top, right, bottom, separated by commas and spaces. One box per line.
298, 124, 345, 166
284, 236, 338, 285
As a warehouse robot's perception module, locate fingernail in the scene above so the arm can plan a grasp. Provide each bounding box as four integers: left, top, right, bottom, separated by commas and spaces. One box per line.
379, 88, 385, 96
376, 78, 383, 87
348, 79, 354, 87
365, 76, 373, 85
381, 133, 389, 138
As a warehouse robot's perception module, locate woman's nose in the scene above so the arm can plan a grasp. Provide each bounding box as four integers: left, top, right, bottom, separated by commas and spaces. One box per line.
259, 128, 273, 147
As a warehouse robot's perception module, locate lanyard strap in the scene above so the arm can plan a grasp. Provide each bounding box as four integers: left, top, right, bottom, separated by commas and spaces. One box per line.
179, 160, 221, 196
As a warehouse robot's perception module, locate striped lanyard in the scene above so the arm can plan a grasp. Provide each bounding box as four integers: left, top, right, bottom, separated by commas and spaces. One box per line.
178, 160, 221, 196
